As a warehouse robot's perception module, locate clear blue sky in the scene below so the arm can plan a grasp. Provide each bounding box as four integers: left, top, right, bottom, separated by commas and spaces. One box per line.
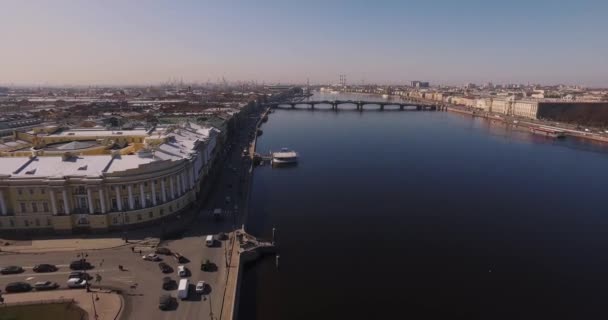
1, 0, 607, 86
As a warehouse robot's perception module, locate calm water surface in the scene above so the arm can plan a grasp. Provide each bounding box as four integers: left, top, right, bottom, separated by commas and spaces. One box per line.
239, 92, 608, 320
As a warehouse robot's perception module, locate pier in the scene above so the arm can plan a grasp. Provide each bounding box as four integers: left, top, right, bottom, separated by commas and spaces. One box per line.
264, 100, 448, 111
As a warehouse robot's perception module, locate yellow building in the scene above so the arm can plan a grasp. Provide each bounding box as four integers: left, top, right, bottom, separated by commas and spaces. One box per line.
0, 123, 220, 233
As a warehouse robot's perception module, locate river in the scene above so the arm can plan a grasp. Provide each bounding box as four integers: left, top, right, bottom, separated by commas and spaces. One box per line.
238, 91, 608, 320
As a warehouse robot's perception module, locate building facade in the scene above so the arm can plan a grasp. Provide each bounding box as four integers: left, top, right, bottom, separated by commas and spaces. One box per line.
0, 123, 220, 234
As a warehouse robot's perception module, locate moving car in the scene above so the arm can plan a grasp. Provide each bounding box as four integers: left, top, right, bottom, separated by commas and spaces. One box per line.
177, 265, 187, 277
5, 282, 32, 293
162, 277, 174, 290
67, 278, 87, 288
158, 262, 172, 273
68, 271, 91, 280
34, 281, 59, 291
142, 253, 162, 261
205, 235, 214, 247
159, 294, 174, 310
195, 281, 206, 294
69, 260, 92, 270
177, 279, 189, 300
0, 266, 24, 275
33, 264, 58, 273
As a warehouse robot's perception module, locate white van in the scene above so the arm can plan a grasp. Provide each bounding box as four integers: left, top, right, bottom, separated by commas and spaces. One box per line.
177, 279, 189, 300
205, 235, 214, 247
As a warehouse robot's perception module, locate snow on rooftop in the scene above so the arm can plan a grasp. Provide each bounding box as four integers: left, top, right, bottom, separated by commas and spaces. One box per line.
13, 155, 111, 177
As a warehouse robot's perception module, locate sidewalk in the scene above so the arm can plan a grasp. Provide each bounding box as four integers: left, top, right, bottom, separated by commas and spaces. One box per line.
0, 237, 158, 254
2, 289, 122, 320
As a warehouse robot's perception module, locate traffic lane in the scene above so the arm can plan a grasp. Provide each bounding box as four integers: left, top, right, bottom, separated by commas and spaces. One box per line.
157, 236, 228, 319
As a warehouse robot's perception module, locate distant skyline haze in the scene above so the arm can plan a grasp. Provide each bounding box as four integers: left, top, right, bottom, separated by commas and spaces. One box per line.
1, 0, 607, 86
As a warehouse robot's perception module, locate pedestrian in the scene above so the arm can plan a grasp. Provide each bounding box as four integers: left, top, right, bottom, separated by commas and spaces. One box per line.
131, 247, 134, 253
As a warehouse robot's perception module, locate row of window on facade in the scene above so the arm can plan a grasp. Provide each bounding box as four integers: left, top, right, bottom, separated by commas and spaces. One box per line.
0, 217, 52, 228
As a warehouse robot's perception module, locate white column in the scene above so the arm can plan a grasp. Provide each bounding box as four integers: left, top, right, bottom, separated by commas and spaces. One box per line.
161, 179, 167, 203
151, 180, 157, 206
181, 172, 187, 192
87, 188, 94, 214
115, 185, 122, 211
170, 177, 175, 200
190, 166, 195, 188
176, 174, 182, 196
99, 188, 106, 213
128, 185, 134, 209
0, 190, 6, 215
62, 189, 70, 214
49, 189, 57, 215
140, 183, 146, 208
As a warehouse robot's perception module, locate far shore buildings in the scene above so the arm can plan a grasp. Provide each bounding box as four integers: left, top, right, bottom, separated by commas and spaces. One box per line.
0, 122, 221, 234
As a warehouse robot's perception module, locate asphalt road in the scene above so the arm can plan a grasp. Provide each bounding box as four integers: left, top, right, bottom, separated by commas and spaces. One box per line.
0, 109, 262, 320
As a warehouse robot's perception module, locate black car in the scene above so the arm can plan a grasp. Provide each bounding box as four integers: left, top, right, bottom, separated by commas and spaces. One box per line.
5, 282, 32, 293
68, 271, 91, 280
158, 294, 174, 310
162, 277, 174, 290
158, 262, 172, 273
69, 260, 92, 270
1, 266, 24, 275
34, 281, 59, 291
33, 264, 58, 273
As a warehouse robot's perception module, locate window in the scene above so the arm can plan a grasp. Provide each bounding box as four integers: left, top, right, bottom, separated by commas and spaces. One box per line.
10, 219, 14, 227
137, 214, 142, 221
160, 208, 164, 216
125, 215, 130, 223
43, 202, 49, 212
122, 185, 126, 190
29, 189, 34, 195
17, 188, 23, 195
47, 218, 51, 226
148, 211, 153, 218
41, 188, 45, 194
112, 216, 118, 224
20, 202, 26, 213
169, 205, 173, 212
32, 203, 38, 213
144, 182, 148, 187
111, 198, 117, 210
24, 220, 29, 227
35, 218, 40, 226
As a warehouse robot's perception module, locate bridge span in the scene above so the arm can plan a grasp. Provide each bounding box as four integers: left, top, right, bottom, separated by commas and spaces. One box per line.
264, 100, 447, 111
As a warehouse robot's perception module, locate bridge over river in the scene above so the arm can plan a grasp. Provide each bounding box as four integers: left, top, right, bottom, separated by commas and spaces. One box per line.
264, 100, 447, 111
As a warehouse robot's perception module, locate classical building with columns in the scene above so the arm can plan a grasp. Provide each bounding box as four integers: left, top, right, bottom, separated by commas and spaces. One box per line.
0, 122, 220, 233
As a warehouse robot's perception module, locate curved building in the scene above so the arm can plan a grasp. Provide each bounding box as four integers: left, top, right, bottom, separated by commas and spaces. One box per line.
0, 123, 220, 234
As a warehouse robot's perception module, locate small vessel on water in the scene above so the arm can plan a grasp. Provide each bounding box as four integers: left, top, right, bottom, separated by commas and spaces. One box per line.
272, 148, 298, 165
530, 126, 566, 139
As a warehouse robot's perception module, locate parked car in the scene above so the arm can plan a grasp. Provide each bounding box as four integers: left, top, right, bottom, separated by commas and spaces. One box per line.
68, 271, 91, 280
158, 262, 172, 274
195, 281, 206, 294
155, 247, 172, 255
201, 259, 214, 272
159, 294, 174, 310
0, 266, 24, 275
34, 281, 59, 291
69, 260, 92, 270
162, 277, 174, 290
5, 282, 32, 293
142, 253, 162, 261
67, 278, 87, 288
33, 264, 58, 273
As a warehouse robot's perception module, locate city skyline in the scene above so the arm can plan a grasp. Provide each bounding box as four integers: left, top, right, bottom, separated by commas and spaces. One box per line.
2, 0, 608, 86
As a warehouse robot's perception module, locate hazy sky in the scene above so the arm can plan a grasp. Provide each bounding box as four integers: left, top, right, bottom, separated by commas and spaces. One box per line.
1, 0, 607, 86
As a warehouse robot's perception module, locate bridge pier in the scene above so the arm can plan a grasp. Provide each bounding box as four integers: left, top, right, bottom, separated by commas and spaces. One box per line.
357, 102, 363, 111
399, 105, 404, 111
311, 103, 315, 110
332, 102, 338, 111
416, 105, 422, 111
290, 103, 295, 109
380, 104, 384, 111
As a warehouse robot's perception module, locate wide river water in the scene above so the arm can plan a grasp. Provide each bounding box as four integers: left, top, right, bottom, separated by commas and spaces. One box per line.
238, 91, 608, 320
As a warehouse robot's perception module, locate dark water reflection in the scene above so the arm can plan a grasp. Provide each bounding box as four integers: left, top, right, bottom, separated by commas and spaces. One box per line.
239, 93, 608, 320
